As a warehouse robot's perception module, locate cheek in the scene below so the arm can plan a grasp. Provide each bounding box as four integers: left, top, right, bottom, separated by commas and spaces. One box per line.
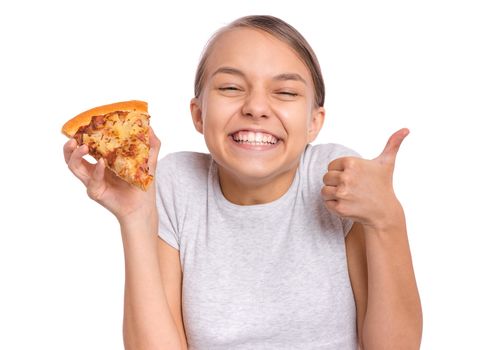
277, 104, 311, 131
202, 96, 241, 130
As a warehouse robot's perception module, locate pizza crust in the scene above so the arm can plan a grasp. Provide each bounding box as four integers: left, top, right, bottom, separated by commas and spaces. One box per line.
61, 100, 148, 137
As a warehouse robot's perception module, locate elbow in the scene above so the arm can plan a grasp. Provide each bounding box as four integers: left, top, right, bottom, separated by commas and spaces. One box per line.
123, 323, 183, 350
361, 311, 423, 350
123, 336, 183, 350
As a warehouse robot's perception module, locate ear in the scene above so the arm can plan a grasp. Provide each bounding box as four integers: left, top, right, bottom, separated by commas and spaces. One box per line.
190, 97, 204, 134
307, 106, 325, 143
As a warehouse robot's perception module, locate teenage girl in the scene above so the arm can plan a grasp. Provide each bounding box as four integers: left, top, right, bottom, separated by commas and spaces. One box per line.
64, 15, 422, 350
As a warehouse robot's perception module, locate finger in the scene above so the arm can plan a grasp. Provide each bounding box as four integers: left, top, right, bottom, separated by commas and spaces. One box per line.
63, 139, 78, 164
93, 157, 106, 182
149, 127, 161, 149
67, 144, 92, 185
323, 198, 340, 213
322, 170, 342, 187
321, 185, 338, 201
328, 156, 359, 171
375, 128, 409, 165
86, 158, 106, 200
148, 127, 161, 175
328, 157, 345, 171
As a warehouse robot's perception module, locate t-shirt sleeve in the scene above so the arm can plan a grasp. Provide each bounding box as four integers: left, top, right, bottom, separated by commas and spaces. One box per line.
155, 154, 181, 250
341, 217, 355, 237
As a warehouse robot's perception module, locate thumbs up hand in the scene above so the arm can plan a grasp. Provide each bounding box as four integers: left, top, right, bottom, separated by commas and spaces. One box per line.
322, 128, 409, 230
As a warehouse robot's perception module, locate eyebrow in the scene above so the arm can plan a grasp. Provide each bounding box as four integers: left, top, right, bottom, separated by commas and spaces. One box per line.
273, 73, 307, 84
211, 67, 307, 84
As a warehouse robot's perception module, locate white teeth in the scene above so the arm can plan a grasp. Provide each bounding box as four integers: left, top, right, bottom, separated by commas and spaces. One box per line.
248, 131, 255, 142
232, 131, 278, 144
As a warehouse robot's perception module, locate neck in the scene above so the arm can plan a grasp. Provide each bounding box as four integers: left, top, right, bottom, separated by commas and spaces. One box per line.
217, 165, 298, 206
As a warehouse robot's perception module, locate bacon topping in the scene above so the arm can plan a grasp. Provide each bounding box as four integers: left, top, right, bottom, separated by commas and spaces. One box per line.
105, 150, 117, 167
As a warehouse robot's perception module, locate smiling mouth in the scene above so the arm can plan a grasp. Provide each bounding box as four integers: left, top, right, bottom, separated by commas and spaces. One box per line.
231, 130, 280, 145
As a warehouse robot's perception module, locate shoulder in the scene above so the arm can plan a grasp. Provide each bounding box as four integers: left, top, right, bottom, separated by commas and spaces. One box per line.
297, 143, 360, 196
306, 143, 360, 161
302, 143, 361, 174
156, 151, 212, 189
155, 151, 211, 250
157, 151, 212, 174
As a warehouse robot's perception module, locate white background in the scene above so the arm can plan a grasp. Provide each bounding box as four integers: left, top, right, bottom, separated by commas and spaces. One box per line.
1, 0, 489, 348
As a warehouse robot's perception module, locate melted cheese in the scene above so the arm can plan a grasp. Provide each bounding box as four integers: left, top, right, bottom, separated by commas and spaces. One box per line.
77, 110, 152, 190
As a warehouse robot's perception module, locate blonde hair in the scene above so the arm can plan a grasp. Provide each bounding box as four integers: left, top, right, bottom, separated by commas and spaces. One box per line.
194, 15, 325, 107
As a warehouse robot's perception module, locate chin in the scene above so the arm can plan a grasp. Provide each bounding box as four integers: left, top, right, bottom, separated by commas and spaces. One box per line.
225, 159, 294, 185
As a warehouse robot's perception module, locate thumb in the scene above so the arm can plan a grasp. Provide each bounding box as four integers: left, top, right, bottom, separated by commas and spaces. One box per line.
375, 128, 410, 165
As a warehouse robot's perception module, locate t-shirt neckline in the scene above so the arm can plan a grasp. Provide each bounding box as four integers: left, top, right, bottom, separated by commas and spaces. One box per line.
210, 154, 305, 215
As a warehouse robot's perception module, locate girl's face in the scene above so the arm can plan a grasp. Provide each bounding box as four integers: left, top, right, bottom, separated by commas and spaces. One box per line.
191, 28, 324, 190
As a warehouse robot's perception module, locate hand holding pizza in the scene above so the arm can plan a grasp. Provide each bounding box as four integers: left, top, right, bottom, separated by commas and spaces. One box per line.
322, 128, 409, 230
62, 101, 160, 222
63, 128, 160, 221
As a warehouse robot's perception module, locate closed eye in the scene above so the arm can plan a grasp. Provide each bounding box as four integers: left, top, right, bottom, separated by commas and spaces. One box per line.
275, 91, 300, 101
278, 91, 298, 96
217, 86, 244, 97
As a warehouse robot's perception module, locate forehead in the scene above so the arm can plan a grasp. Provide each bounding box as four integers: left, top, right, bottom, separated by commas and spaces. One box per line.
205, 28, 312, 83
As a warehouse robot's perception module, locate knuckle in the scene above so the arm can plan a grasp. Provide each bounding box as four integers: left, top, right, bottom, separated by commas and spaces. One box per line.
86, 188, 95, 200
336, 185, 347, 198
321, 186, 327, 196
321, 186, 332, 199
67, 158, 76, 172
335, 202, 349, 217
327, 158, 340, 170
323, 199, 336, 211
67, 153, 80, 171
340, 173, 350, 186
86, 186, 101, 202
63, 139, 75, 150
64, 148, 73, 162
344, 157, 357, 168
63, 153, 71, 165
322, 173, 329, 185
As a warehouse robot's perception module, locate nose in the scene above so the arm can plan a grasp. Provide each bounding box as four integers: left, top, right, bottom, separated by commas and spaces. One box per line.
241, 89, 271, 119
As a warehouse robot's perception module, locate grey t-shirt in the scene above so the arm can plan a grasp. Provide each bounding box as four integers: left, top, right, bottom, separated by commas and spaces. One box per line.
156, 143, 359, 350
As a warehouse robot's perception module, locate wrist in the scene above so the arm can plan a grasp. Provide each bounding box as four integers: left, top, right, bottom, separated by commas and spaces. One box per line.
363, 200, 406, 234
117, 206, 158, 233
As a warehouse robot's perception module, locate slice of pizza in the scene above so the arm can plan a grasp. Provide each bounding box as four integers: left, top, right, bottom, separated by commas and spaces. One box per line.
62, 100, 153, 190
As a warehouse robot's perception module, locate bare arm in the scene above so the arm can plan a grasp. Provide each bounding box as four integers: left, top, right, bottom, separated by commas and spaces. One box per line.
346, 219, 422, 350
362, 211, 422, 349
323, 129, 422, 349
64, 129, 185, 349
157, 238, 188, 349
120, 211, 183, 350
